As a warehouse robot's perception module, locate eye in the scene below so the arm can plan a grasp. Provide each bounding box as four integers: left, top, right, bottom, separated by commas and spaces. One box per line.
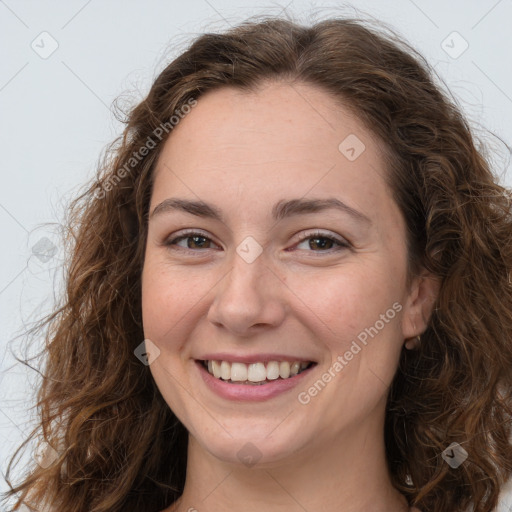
164, 230, 221, 251
293, 230, 350, 253
163, 229, 350, 254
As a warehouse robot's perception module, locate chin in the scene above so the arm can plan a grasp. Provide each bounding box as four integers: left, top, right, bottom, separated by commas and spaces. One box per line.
189, 418, 312, 469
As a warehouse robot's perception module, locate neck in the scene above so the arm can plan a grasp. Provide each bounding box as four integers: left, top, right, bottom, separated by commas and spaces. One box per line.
167, 402, 410, 512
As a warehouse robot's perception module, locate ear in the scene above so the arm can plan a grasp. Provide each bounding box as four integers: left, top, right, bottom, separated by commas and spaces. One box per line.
401, 268, 441, 339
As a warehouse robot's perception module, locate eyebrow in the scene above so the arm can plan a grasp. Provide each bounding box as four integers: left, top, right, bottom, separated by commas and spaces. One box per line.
150, 197, 372, 225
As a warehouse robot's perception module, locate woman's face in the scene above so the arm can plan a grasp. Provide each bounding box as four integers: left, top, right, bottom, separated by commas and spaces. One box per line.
141, 81, 437, 466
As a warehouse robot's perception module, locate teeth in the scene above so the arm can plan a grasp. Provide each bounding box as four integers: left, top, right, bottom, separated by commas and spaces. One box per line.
220, 361, 231, 380
279, 361, 290, 379
290, 362, 301, 376
266, 361, 280, 380
212, 360, 222, 378
204, 359, 312, 383
231, 362, 248, 382
248, 362, 267, 382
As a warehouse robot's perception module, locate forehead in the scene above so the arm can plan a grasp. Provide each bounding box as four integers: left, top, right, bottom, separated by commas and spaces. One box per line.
151, 82, 397, 230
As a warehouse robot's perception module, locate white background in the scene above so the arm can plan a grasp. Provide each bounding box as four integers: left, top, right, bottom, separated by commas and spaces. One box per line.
1, 0, 511, 510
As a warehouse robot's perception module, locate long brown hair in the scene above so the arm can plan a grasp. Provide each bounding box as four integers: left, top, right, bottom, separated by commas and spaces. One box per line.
3, 14, 512, 512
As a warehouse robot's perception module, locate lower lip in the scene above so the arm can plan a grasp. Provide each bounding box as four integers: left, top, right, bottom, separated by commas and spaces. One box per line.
196, 361, 315, 402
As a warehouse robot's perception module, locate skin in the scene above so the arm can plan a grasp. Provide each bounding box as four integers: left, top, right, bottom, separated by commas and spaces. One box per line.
141, 81, 437, 512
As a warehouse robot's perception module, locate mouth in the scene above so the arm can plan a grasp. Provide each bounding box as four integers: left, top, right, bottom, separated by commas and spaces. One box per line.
199, 359, 316, 385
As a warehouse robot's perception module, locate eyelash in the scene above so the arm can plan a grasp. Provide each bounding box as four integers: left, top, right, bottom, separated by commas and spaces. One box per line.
163, 229, 350, 255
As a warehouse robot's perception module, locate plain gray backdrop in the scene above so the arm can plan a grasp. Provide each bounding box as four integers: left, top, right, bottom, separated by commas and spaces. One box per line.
1, 0, 511, 509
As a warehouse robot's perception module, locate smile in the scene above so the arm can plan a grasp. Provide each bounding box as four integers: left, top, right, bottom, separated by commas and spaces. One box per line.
201, 360, 314, 384
195, 355, 317, 401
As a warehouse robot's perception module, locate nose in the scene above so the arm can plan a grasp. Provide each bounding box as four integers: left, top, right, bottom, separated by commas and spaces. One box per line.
206, 249, 286, 337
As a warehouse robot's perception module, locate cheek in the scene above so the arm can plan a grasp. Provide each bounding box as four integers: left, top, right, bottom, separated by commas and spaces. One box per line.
288, 263, 405, 395
290, 263, 402, 335
141, 260, 200, 348
141, 257, 229, 370
141, 266, 171, 340
141, 261, 201, 414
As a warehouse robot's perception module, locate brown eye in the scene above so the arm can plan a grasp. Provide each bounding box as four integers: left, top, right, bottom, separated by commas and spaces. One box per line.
295, 231, 350, 252
180, 235, 210, 249
307, 236, 336, 250
165, 231, 220, 251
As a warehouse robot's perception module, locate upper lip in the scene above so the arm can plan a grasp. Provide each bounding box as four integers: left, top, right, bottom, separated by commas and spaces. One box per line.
197, 353, 317, 364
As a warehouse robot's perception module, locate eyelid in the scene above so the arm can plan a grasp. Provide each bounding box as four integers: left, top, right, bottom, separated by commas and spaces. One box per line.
292, 229, 351, 251
163, 229, 222, 251
163, 228, 350, 254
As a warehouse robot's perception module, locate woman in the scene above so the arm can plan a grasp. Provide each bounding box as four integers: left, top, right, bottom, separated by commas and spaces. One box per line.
3, 15, 512, 512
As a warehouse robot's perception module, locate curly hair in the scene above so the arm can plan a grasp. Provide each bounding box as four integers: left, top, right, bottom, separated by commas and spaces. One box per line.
3, 14, 512, 512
